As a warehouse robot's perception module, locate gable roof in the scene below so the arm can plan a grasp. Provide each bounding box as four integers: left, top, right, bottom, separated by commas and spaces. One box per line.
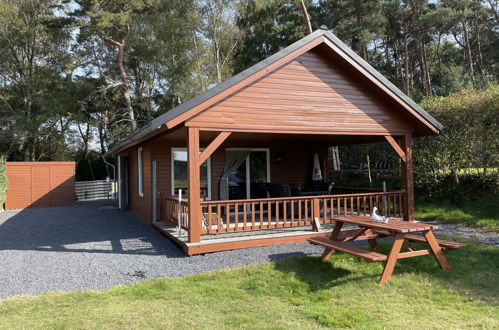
106, 27, 443, 155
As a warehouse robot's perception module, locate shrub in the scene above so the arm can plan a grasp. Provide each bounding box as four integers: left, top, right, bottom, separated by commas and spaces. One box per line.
413, 84, 499, 194
0, 155, 7, 211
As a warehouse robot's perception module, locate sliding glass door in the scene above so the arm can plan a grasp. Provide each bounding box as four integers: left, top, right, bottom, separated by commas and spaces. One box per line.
227, 149, 269, 200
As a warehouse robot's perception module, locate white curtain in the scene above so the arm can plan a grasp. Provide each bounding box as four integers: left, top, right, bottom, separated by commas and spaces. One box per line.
312, 153, 323, 181
219, 150, 251, 200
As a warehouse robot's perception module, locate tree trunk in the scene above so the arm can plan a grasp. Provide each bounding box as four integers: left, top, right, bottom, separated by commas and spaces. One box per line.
422, 41, 431, 94
473, 16, 484, 74
462, 21, 475, 86
403, 21, 410, 95
299, 0, 313, 35
214, 39, 222, 83
103, 37, 137, 131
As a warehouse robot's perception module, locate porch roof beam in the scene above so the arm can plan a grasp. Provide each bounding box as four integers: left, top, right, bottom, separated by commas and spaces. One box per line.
199, 131, 232, 164
384, 135, 406, 163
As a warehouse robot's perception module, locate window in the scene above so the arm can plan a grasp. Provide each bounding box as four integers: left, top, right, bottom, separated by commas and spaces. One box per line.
171, 148, 211, 200
138, 147, 143, 197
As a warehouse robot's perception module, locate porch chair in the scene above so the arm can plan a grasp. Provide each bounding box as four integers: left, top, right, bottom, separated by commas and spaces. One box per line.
202, 212, 223, 231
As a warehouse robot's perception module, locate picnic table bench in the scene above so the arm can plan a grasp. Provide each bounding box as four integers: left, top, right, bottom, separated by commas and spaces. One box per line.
309, 216, 465, 283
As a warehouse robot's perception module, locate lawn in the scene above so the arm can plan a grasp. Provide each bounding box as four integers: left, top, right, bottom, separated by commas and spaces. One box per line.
0, 242, 497, 329
415, 193, 499, 233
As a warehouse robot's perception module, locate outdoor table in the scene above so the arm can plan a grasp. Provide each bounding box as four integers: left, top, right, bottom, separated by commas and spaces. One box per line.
309, 216, 464, 283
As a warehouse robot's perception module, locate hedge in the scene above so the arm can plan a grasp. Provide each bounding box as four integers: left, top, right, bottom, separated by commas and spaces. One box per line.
0, 156, 7, 211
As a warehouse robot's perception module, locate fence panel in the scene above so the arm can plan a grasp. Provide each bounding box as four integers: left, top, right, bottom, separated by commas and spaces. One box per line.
75, 180, 115, 201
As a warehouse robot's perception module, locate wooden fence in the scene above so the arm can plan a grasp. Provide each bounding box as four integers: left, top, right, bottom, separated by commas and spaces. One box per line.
5, 162, 75, 209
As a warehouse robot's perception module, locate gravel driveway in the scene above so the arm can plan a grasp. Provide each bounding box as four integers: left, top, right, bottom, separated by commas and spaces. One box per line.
0, 201, 497, 300
0, 201, 325, 300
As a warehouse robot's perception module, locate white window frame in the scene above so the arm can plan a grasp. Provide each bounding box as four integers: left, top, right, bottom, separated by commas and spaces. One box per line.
171, 148, 212, 200
226, 148, 271, 199
138, 147, 144, 197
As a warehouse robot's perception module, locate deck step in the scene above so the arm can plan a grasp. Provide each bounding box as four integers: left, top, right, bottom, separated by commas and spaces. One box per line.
404, 234, 466, 250
309, 238, 387, 262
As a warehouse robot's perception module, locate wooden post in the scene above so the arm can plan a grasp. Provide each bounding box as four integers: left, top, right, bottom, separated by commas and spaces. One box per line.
187, 127, 201, 243
400, 134, 414, 221
312, 197, 321, 231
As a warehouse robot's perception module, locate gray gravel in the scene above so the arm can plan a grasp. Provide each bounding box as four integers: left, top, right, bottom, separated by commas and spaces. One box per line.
0, 200, 497, 300
0, 201, 324, 300
426, 221, 499, 247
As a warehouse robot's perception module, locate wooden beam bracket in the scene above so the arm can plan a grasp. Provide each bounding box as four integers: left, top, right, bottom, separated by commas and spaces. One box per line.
199, 131, 231, 164
384, 135, 407, 163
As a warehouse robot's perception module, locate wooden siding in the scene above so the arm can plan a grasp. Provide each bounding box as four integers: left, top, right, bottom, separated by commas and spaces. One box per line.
124, 132, 328, 223
187, 49, 413, 135
127, 145, 152, 222
5, 162, 75, 210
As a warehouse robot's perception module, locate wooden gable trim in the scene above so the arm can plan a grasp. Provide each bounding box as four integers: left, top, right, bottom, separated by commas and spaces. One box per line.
322, 38, 439, 134
170, 36, 325, 129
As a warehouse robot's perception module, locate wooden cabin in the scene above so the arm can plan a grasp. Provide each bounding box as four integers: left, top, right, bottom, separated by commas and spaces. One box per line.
106, 28, 443, 255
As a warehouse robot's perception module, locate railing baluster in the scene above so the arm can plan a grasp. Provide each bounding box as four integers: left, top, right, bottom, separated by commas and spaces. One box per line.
243, 202, 247, 230
267, 201, 271, 228
356, 196, 360, 216
322, 197, 327, 223
259, 201, 263, 229
235, 203, 239, 231
304, 199, 309, 224
217, 204, 222, 233
226, 203, 231, 231
283, 200, 288, 227
343, 197, 347, 217
251, 202, 255, 229
298, 200, 302, 225
207, 204, 212, 234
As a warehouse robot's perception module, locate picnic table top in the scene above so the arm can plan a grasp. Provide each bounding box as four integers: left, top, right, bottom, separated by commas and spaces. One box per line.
332, 216, 438, 233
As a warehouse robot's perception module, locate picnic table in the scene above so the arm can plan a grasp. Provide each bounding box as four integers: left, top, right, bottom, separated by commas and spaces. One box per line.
309, 216, 465, 283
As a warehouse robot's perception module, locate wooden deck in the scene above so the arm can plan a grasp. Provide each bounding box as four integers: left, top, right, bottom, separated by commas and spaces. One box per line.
153, 221, 337, 255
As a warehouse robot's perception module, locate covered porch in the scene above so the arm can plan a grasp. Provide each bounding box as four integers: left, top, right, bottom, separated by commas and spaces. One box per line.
153, 129, 413, 256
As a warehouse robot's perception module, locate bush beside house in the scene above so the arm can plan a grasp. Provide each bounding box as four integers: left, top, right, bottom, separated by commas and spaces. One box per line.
0, 156, 7, 211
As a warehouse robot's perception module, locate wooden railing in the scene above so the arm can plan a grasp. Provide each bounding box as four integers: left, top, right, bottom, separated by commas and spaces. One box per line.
159, 193, 189, 230
199, 191, 406, 234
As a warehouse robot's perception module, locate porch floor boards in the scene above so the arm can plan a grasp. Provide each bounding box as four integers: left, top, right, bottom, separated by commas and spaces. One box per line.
152, 221, 361, 255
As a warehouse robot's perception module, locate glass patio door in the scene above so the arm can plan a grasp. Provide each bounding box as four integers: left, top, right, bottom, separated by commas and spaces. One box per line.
227, 149, 269, 200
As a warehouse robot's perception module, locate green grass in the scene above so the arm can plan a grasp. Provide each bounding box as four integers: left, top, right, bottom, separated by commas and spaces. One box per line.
0, 242, 497, 329
416, 194, 499, 233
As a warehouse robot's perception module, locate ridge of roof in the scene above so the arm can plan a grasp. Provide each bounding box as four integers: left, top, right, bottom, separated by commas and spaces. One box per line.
106, 28, 443, 156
